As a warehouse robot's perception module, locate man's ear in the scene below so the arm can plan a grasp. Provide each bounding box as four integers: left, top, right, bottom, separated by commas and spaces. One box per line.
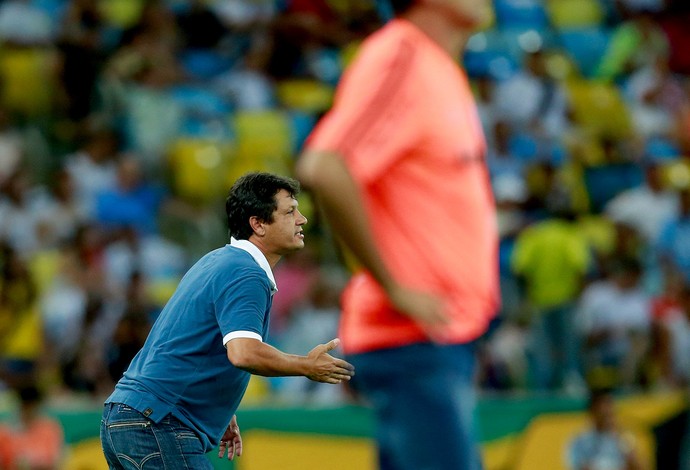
249, 216, 265, 237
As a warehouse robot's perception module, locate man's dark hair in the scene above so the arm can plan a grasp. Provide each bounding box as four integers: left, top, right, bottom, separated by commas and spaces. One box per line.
17, 383, 43, 406
587, 387, 613, 410
389, 0, 415, 14
226, 172, 300, 240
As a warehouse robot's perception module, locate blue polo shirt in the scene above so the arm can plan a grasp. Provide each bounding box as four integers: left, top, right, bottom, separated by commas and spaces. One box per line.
106, 239, 276, 452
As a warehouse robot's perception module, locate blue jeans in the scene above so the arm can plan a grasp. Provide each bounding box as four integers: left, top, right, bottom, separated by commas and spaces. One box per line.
348, 342, 483, 470
527, 303, 580, 390
100, 403, 213, 470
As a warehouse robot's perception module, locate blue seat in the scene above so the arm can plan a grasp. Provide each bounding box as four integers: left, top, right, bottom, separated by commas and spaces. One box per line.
179, 49, 236, 80
288, 111, 317, 154
494, 0, 549, 30
645, 137, 682, 161
509, 132, 539, 162
31, 0, 66, 18
464, 29, 519, 80
168, 85, 232, 119
584, 162, 644, 212
558, 27, 611, 77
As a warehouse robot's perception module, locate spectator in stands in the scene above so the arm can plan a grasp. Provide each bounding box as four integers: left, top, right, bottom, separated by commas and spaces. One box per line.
30, 169, 87, 250
493, 49, 568, 140
94, 157, 167, 236
39, 242, 92, 393
56, 0, 108, 123
0, 0, 55, 46
576, 258, 651, 388
0, 244, 42, 389
176, 0, 228, 50
0, 383, 65, 470
656, 187, 690, 283
595, 10, 668, 82
278, 266, 348, 404
106, 271, 155, 386
651, 281, 690, 387
604, 160, 679, 244
63, 128, 120, 220
100, 9, 185, 165
624, 54, 687, 139
512, 209, 591, 391
269, 244, 320, 340
0, 108, 24, 186
0, 168, 49, 256
486, 120, 530, 181
567, 388, 645, 470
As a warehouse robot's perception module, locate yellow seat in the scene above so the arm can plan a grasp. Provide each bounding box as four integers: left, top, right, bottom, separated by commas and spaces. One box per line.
167, 137, 235, 204
565, 79, 632, 140
98, 0, 144, 29
228, 110, 293, 184
276, 79, 334, 114
0, 47, 56, 117
547, 0, 605, 29
660, 158, 690, 190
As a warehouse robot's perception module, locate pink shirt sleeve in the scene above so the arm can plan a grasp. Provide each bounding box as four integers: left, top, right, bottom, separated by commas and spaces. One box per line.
306, 35, 423, 184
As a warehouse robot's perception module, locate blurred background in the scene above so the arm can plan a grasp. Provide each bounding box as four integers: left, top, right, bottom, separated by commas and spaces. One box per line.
0, 0, 690, 468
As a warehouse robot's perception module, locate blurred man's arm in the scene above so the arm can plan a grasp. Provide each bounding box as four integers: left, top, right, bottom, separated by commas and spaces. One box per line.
296, 150, 449, 336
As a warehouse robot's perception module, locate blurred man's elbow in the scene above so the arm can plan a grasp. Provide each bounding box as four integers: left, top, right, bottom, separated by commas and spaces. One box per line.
295, 151, 320, 190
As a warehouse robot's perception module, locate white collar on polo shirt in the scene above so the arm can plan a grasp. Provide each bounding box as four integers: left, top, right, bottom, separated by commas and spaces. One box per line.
229, 237, 277, 293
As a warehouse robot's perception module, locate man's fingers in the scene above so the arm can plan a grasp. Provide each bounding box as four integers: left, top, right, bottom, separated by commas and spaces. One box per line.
323, 338, 340, 352
335, 359, 355, 373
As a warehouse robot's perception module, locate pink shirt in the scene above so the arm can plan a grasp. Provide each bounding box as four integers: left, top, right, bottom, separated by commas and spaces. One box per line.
306, 19, 500, 354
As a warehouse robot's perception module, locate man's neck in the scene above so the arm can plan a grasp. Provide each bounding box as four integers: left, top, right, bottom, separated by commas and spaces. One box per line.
402, 6, 473, 59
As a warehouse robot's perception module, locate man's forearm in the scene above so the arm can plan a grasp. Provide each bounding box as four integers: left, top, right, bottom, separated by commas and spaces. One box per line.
296, 150, 396, 292
226, 338, 307, 377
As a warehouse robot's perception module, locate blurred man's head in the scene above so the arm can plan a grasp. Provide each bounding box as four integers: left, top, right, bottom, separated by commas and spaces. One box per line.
588, 388, 617, 432
392, 0, 493, 28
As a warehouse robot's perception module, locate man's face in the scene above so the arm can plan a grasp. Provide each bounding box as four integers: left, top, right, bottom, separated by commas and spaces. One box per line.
429, 0, 494, 29
262, 189, 307, 255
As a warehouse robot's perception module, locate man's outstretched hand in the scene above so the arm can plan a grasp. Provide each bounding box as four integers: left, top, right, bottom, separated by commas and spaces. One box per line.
306, 338, 355, 384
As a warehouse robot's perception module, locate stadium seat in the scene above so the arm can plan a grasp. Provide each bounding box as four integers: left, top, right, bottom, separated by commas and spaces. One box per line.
645, 136, 682, 162
542, 50, 579, 80
464, 29, 519, 80
288, 111, 317, 154
31, 0, 66, 18
565, 79, 632, 139
167, 137, 235, 203
0, 47, 56, 117
493, 0, 549, 30
168, 85, 232, 119
98, 0, 144, 29
179, 49, 237, 81
661, 158, 690, 190
583, 162, 644, 212
228, 110, 294, 183
276, 79, 334, 114
547, 0, 605, 29
558, 27, 611, 77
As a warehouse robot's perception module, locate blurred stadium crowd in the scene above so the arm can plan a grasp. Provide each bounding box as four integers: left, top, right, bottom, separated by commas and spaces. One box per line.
1, 0, 690, 409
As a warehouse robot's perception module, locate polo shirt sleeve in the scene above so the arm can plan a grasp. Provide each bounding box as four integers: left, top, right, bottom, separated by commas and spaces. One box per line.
215, 272, 271, 345
306, 36, 422, 184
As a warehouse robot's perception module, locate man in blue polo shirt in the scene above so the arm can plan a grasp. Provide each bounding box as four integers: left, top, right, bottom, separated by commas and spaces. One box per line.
100, 172, 355, 469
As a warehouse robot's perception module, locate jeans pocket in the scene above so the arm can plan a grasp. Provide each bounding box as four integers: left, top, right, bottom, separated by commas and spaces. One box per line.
168, 418, 205, 455
106, 418, 163, 469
